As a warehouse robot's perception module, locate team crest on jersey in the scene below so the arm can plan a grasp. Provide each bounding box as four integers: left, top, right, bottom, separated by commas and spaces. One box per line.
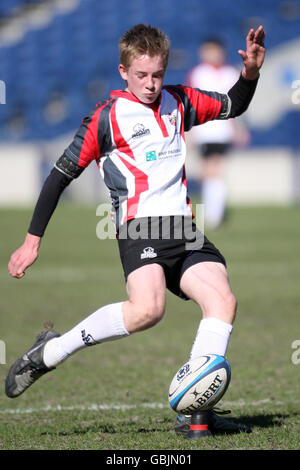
132, 123, 151, 139
168, 111, 177, 126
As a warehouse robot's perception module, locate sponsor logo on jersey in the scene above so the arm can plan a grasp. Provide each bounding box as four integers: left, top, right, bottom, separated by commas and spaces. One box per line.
158, 148, 181, 159
132, 123, 151, 139
140, 246, 157, 259
146, 150, 157, 161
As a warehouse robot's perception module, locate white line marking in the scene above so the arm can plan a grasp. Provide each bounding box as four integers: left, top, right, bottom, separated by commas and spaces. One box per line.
0, 398, 298, 415
0, 403, 167, 414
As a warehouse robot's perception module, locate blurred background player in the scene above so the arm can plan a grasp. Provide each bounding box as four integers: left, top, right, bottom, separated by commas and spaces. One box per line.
187, 37, 250, 229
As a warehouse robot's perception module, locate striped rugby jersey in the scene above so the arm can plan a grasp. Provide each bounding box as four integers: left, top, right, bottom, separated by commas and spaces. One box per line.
62, 85, 230, 229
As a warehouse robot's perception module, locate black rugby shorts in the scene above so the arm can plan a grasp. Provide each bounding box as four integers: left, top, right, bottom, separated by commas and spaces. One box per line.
199, 143, 231, 158
117, 216, 226, 300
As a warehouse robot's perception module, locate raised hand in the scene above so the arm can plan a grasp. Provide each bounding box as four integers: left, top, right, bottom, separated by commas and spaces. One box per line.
239, 25, 266, 80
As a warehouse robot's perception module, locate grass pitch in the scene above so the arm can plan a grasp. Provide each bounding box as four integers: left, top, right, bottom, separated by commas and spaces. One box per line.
0, 203, 299, 451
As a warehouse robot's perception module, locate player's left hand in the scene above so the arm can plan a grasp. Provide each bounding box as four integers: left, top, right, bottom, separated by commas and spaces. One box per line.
239, 25, 266, 80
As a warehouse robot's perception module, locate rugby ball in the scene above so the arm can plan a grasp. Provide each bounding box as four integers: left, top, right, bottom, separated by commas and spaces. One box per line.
168, 355, 231, 414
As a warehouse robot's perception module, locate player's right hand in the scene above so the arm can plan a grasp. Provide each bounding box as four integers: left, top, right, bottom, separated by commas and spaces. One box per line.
8, 233, 41, 279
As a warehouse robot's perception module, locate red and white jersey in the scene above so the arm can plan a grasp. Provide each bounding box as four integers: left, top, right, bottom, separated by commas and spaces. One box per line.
187, 63, 239, 144
64, 85, 229, 229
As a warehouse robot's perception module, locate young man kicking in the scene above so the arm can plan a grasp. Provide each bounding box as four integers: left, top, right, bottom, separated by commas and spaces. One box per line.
6, 23, 265, 435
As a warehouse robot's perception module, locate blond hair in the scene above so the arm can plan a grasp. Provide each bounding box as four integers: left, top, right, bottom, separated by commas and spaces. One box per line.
119, 24, 170, 70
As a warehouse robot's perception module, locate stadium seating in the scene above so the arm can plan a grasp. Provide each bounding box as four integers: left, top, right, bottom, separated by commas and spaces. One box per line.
0, 0, 44, 18
0, 0, 299, 146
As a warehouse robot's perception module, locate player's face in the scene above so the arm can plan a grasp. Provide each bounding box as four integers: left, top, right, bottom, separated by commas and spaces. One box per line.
118, 54, 166, 104
200, 43, 225, 67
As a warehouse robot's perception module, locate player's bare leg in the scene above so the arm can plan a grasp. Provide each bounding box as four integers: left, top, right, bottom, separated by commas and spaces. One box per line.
179, 260, 237, 371
122, 263, 167, 333
175, 260, 250, 435
5, 264, 167, 398
180, 261, 236, 324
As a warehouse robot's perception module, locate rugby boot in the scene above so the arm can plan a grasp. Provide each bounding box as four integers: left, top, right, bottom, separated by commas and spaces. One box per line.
174, 408, 251, 436
5, 329, 60, 398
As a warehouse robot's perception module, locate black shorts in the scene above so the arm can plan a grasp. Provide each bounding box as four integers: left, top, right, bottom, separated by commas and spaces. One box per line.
199, 143, 231, 158
117, 217, 226, 300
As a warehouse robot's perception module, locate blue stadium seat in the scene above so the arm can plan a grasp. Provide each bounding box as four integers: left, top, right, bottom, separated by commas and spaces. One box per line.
0, 0, 45, 18
0, 0, 299, 146
0, 0, 23, 18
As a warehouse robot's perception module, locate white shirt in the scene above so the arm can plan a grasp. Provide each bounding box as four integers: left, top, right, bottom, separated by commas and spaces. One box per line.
187, 63, 239, 144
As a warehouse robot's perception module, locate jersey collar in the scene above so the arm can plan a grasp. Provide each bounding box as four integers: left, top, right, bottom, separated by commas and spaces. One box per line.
110, 89, 162, 109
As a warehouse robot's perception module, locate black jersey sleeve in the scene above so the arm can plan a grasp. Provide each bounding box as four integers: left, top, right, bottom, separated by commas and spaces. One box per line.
28, 166, 73, 237
227, 73, 259, 118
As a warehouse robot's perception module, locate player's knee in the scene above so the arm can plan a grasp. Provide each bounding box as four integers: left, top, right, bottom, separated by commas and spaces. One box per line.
138, 301, 165, 330
123, 296, 166, 333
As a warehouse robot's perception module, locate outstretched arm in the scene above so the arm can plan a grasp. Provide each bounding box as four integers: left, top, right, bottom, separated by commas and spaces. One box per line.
8, 155, 84, 279
224, 25, 266, 118
8, 166, 72, 278
178, 26, 266, 128
9, 106, 101, 279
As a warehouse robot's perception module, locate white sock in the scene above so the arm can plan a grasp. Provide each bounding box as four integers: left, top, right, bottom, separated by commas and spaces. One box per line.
43, 302, 129, 368
202, 178, 226, 229
189, 317, 233, 360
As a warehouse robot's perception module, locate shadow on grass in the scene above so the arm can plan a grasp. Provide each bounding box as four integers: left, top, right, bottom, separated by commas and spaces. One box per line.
40, 412, 296, 437
234, 412, 292, 431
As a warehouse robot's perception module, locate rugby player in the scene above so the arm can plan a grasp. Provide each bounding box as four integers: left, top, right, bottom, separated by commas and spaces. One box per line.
6, 24, 265, 436
187, 37, 250, 229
